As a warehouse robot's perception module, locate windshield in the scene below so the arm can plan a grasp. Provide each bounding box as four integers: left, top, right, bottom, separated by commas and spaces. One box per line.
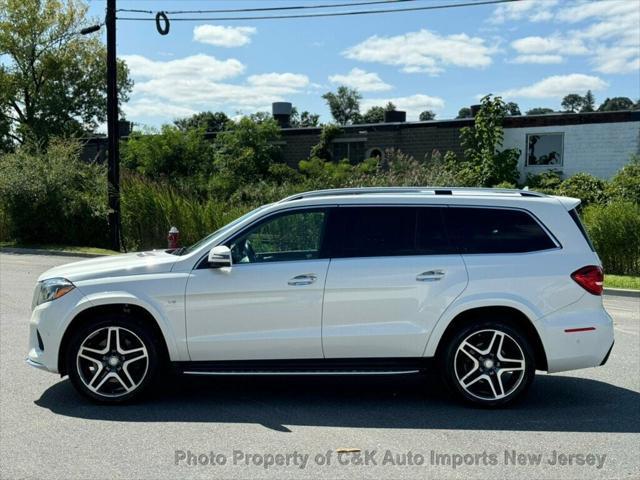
177, 204, 272, 255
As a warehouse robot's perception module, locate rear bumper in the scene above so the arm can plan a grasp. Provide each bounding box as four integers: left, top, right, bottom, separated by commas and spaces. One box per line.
599, 341, 614, 366
540, 304, 614, 373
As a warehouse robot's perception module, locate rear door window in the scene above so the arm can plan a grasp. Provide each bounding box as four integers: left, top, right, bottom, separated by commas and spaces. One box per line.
329, 206, 452, 258
444, 207, 556, 254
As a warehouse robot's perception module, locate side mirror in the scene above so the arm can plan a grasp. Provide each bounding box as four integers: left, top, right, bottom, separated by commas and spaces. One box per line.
208, 245, 232, 268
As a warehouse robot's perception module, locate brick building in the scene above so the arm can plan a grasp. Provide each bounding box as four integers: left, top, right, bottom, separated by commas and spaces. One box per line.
278, 109, 640, 180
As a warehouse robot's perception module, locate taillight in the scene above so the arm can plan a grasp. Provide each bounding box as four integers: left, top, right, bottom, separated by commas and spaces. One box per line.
571, 265, 604, 295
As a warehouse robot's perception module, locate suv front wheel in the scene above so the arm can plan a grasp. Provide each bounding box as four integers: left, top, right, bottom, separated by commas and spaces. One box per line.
66, 315, 160, 403
440, 319, 535, 407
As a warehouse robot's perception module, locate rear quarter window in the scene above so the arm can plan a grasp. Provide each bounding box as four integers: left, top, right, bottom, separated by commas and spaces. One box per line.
445, 207, 557, 254
569, 208, 595, 251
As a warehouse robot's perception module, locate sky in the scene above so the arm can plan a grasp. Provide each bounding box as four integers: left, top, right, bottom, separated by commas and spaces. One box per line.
86, 0, 640, 128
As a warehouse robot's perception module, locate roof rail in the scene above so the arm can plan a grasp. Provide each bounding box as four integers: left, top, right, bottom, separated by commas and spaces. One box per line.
279, 187, 547, 203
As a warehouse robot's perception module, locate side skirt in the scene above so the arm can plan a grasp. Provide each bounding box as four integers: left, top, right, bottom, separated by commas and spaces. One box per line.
173, 357, 433, 376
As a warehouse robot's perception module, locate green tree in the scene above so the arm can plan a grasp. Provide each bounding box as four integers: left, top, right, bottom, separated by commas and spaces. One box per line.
121, 125, 214, 180
456, 107, 472, 118
526, 107, 554, 115
504, 102, 521, 116
210, 117, 282, 196
419, 110, 436, 121
322, 86, 362, 125
459, 95, 520, 187
174, 111, 229, 133
561, 94, 585, 113
0, 0, 133, 146
362, 106, 385, 123
581, 90, 596, 112
598, 97, 634, 112
290, 107, 320, 127
361, 102, 396, 124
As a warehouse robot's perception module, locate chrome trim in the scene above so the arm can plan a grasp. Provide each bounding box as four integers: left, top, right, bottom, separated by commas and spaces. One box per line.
25, 357, 49, 371
279, 187, 547, 203
183, 370, 420, 376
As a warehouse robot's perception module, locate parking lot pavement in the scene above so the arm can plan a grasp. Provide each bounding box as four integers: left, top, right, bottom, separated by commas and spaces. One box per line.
1, 253, 639, 480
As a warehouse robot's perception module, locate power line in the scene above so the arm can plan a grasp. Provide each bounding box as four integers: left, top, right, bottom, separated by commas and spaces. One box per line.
118, 0, 422, 15
117, 0, 520, 22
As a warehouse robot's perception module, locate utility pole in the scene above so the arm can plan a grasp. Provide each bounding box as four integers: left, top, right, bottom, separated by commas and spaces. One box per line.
106, 0, 121, 251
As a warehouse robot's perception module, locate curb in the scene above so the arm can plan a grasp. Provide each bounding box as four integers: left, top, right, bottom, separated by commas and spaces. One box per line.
0, 247, 109, 258
604, 288, 640, 299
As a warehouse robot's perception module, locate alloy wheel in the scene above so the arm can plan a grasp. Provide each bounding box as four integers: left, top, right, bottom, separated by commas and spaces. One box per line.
454, 329, 526, 401
76, 326, 149, 398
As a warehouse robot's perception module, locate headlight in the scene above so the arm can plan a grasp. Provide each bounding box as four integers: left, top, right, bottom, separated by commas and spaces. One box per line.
32, 278, 75, 309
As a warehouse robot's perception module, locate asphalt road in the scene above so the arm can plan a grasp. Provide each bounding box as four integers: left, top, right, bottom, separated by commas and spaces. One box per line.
1, 253, 639, 480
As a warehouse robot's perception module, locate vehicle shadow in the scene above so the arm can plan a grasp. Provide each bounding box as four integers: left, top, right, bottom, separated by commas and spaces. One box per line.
35, 373, 640, 433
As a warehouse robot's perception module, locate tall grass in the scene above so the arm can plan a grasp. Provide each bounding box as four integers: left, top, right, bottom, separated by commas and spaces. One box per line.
121, 174, 250, 250
583, 201, 640, 276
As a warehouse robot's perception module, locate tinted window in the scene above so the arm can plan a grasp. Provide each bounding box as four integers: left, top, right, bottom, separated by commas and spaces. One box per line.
229, 209, 326, 263
569, 208, 595, 251
330, 206, 451, 258
445, 207, 556, 254
416, 208, 454, 254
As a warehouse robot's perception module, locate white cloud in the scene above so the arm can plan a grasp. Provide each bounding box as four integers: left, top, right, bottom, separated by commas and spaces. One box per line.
193, 25, 256, 47
122, 99, 197, 120
328, 68, 392, 92
343, 29, 496, 75
247, 72, 310, 90
121, 54, 245, 81
511, 54, 563, 64
490, 0, 558, 24
508, 0, 640, 74
361, 94, 445, 120
123, 54, 310, 121
499, 73, 608, 99
511, 35, 587, 56
555, 0, 635, 23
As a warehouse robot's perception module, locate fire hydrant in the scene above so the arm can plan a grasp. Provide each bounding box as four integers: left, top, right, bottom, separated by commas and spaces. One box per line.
167, 226, 180, 250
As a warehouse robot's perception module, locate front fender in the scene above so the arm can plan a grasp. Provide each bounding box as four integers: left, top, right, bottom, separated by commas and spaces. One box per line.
65, 290, 187, 362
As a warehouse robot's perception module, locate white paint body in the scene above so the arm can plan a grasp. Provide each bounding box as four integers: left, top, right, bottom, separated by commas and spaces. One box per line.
27, 190, 614, 376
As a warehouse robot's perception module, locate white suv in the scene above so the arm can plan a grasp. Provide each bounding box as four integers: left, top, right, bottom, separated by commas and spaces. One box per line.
27, 187, 614, 407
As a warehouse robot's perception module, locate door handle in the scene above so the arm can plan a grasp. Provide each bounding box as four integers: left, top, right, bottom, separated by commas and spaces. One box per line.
288, 274, 317, 286
416, 270, 445, 282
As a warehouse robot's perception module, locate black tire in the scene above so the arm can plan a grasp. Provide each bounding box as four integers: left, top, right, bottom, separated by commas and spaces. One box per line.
66, 314, 161, 403
439, 319, 535, 407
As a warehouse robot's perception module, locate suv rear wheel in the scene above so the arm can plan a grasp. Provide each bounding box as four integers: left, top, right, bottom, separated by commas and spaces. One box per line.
66, 315, 160, 403
440, 319, 535, 407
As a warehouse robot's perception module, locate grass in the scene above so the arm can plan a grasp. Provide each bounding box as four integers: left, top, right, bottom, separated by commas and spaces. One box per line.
0, 241, 119, 256
605, 275, 640, 290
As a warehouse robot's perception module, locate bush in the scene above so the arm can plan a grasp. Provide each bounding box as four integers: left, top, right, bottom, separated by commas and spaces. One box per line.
122, 125, 214, 181
524, 169, 563, 193
582, 201, 640, 275
556, 173, 608, 206
607, 155, 640, 204
0, 140, 108, 245
209, 117, 282, 198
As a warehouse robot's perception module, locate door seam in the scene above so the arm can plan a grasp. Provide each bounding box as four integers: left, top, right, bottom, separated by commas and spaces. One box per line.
320, 258, 332, 358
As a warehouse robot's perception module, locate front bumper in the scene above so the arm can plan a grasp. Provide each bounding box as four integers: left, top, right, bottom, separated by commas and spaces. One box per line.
26, 287, 86, 374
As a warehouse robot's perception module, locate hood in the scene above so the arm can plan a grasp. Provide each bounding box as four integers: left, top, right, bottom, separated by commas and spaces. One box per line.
38, 250, 179, 283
